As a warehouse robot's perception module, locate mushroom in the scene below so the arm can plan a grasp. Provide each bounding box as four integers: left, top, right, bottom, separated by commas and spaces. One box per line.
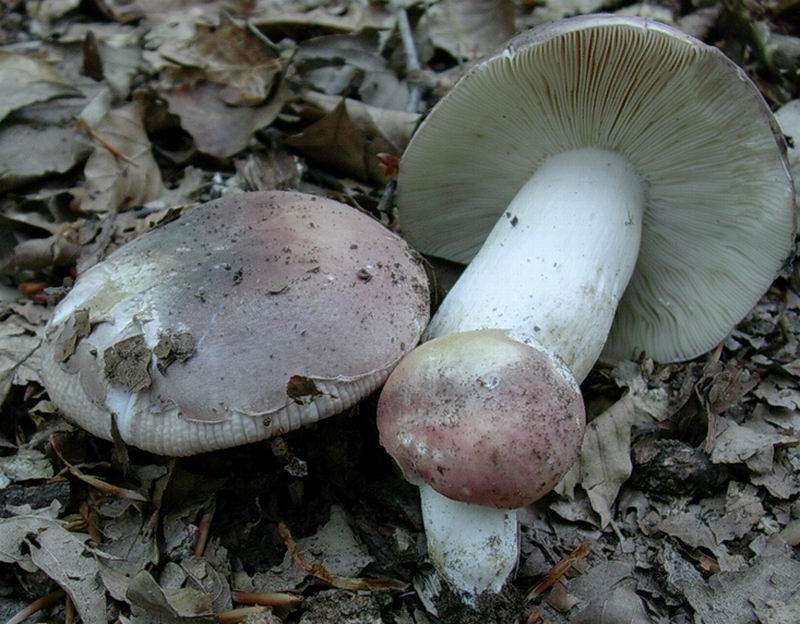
39, 191, 429, 455
399, 15, 795, 381
377, 329, 584, 598
381, 15, 795, 599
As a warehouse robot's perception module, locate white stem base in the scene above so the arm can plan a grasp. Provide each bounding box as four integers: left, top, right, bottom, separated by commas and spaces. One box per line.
420, 484, 518, 600
425, 147, 645, 382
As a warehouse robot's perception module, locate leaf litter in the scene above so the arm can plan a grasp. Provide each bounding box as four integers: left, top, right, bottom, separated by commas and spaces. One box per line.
0, 1, 799, 623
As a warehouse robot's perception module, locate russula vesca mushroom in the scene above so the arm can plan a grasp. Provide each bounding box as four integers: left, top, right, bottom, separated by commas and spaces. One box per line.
379, 15, 796, 600
377, 330, 585, 598
399, 15, 795, 381
39, 191, 429, 456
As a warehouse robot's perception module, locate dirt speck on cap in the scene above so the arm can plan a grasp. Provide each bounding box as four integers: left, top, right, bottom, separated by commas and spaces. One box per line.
104, 335, 153, 392
286, 375, 323, 404
154, 330, 197, 373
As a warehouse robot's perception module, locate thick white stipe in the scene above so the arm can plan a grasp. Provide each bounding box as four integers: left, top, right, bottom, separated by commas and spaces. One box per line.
425, 147, 645, 382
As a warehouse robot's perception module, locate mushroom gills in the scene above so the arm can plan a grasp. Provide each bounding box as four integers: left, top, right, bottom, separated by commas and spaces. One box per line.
425, 147, 644, 381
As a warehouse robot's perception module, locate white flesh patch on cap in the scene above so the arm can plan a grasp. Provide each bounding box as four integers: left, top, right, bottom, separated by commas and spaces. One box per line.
425, 148, 643, 381
400, 20, 795, 363
420, 484, 518, 601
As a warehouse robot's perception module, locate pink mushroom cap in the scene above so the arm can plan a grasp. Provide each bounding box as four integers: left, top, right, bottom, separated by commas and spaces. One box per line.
377, 330, 586, 509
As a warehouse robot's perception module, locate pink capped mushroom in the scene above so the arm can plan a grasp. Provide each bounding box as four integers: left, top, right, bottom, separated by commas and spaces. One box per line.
377, 330, 585, 598
39, 191, 430, 455
379, 12, 796, 601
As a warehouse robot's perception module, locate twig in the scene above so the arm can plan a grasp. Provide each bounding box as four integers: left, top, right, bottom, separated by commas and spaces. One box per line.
389, 0, 423, 112
76, 117, 138, 166
194, 506, 215, 557
6, 589, 65, 624
232, 591, 303, 607
65, 594, 76, 624
218, 606, 267, 624
51, 436, 148, 502
526, 540, 592, 599
278, 521, 407, 591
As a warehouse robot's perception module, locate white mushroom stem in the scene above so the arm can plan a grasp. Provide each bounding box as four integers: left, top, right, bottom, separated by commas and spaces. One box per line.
425, 147, 645, 382
418, 148, 644, 598
420, 484, 518, 601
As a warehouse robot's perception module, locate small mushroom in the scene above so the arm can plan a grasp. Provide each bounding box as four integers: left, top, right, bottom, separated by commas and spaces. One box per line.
383, 15, 796, 600
377, 330, 585, 599
39, 191, 430, 455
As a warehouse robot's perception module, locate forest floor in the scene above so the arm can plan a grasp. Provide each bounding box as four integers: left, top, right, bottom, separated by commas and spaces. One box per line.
0, 1, 799, 623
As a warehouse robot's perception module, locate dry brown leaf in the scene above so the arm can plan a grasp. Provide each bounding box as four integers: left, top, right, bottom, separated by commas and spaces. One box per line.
0, 52, 81, 123
26, 524, 107, 624
165, 81, 286, 159
126, 569, 216, 624
278, 520, 406, 592
287, 94, 418, 184
79, 99, 164, 213
556, 395, 636, 527
421, 0, 515, 60
158, 13, 283, 106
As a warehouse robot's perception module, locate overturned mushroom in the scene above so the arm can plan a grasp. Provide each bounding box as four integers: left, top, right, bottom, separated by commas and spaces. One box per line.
400, 15, 795, 377
40, 191, 429, 455
385, 14, 795, 600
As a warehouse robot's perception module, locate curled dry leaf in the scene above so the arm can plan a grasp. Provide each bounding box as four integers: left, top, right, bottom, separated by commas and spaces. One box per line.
79, 99, 164, 213
0, 52, 81, 123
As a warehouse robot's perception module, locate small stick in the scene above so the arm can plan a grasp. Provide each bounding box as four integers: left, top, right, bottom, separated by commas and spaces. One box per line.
6, 589, 66, 624
233, 591, 303, 607
76, 118, 138, 166
526, 540, 592, 599
389, 0, 423, 112
218, 606, 267, 623
278, 521, 406, 591
65, 594, 76, 624
194, 507, 215, 557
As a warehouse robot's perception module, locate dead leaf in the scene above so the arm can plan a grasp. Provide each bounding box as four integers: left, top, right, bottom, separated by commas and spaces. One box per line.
0, 115, 91, 194
25, 524, 108, 624
165, 81, 286, 159
0, 322, 42, 404
421, 0, 515, 60
556, 395, 636, 527
287, 94, 418, 184
80, 99, 165, 213
754, 376, 800, 410
126, 569, 216, 624
0, 51, 81, 123
158, 13, 283, 106
0, 449, 54, 489
664, 541, 800, 624
276, 508, 405, 592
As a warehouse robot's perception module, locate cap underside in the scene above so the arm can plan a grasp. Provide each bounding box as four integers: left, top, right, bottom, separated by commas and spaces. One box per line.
398, 17, 795, 363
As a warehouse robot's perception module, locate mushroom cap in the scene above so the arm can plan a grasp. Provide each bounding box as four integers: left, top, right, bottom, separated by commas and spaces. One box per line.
398, 15, 796, 363
40, 191, 429, 455
377, 330, 585, 509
